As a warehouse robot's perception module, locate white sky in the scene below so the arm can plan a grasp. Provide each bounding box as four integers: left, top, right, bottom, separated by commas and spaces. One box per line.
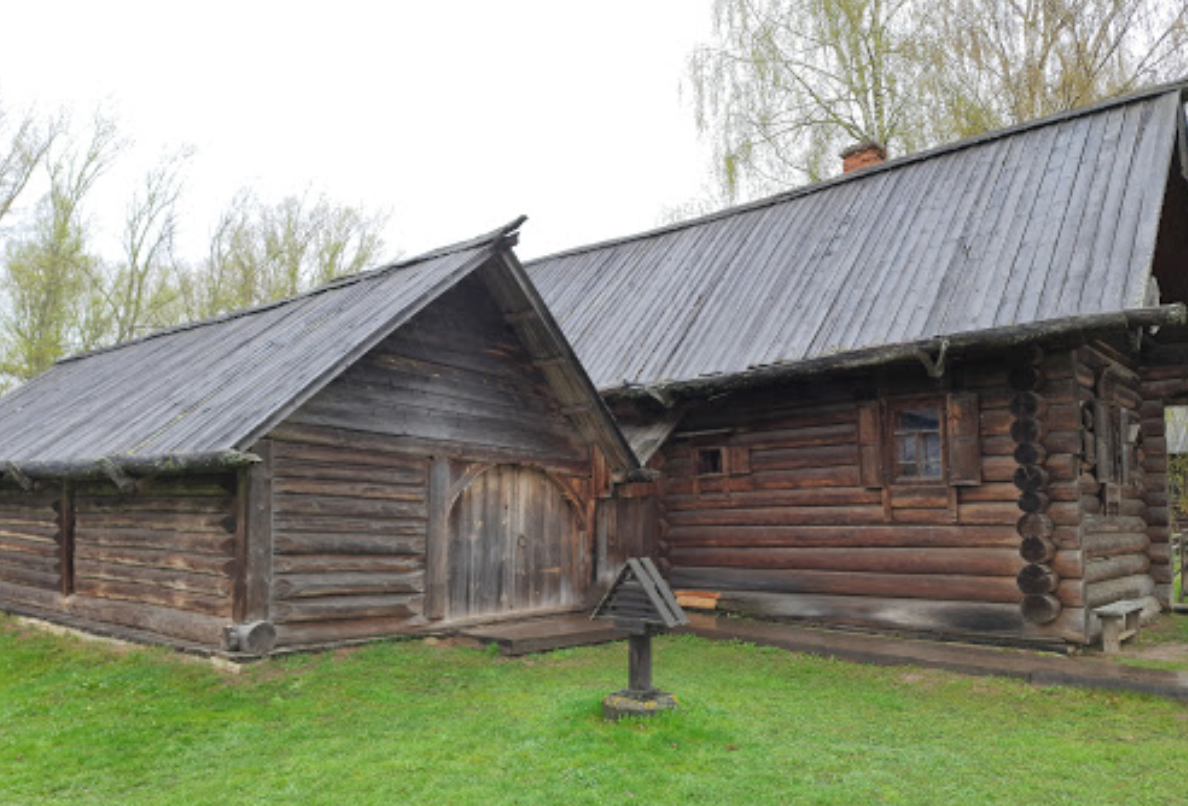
0, 1, 714, 262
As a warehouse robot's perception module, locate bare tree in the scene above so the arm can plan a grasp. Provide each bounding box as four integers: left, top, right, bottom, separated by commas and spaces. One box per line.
177, 190, 391, 321
97, 148, 192, 344
687, 0, 1188, 201
689, 0, 927, 198
0, 101, 61, 229
0, 114, 121, 385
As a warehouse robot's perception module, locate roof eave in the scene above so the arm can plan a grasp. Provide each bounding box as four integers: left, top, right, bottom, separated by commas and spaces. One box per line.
604, 304, 1188, 402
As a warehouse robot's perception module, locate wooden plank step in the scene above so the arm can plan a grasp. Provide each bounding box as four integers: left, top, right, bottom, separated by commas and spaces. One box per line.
459, 614, 626, 656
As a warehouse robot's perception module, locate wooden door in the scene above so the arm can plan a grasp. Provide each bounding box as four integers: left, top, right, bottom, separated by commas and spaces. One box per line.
446, 465, 583, 620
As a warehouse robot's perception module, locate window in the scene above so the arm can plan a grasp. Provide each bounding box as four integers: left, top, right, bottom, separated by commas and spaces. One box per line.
697, 448, 724, 476
892, 407, 943, 480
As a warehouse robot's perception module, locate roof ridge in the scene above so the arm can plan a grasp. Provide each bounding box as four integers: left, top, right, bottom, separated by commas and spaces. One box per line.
58, 216, 527, 366
526, 80, 1188, 267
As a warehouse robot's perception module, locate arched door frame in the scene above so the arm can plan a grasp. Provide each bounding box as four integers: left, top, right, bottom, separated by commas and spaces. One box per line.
424, 457, 590, 621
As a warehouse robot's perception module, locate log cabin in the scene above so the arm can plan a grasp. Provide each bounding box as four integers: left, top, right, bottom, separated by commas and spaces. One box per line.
0, 219, 637, 654
530, 81, 1188, 646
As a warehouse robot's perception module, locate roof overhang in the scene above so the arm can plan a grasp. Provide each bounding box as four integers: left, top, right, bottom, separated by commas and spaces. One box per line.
603, 304, 1188, 403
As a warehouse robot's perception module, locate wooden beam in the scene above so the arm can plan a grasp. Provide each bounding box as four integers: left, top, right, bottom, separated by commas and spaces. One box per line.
242, 440, 274, 623
424, 456, 451, 621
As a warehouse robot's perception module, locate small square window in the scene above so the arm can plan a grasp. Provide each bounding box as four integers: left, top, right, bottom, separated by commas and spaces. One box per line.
697, 448, 724, 476
893, 407, 942, 480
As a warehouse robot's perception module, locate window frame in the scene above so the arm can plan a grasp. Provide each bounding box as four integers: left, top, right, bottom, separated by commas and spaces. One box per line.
696, 446, 726, 477
886, 397, 947, 484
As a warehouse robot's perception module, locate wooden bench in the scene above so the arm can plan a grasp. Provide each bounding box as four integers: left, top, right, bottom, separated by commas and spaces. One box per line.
1093, 600, 1144, 654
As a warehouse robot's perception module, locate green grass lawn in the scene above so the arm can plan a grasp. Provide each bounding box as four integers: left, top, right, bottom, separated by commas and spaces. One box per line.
1, 615, 1185, 806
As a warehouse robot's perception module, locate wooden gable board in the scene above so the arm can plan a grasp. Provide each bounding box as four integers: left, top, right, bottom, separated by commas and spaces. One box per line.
593, 557, 689, 630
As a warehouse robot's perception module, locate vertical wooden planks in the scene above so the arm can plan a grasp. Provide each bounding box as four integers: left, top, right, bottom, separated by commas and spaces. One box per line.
425, 456, 451, 620
242, 440, 274, 623
857, 400, 884, 488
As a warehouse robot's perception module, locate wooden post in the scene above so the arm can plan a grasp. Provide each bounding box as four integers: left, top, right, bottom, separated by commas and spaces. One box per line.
425, 456, 451, 620
59, 481, 75, 596
241, 440, 274, 623
628, 632, 654, 693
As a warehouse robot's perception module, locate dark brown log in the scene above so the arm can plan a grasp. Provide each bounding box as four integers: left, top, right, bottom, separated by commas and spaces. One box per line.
666, 486, 882, 511
59, 482, 74, 595
1017, 491, 1050, 514
1147, 543, 1171, 564
73, 544, 235, 576
712, 589, 1087, 642
271, 554, 423, 575
74, 559, 233, 598
271, 593, 423, 623
272, 494, 426, 520
1016, 563, 1058, 595
1009, 391, 1048, 419
1017, 513, 1054, 539
274, 614, 426, 646
666, 505, 888, 527
668, 546, 1024, 577
982, 456, 1019, 482
77, 527, 236, 556
271, 478, 425, 502
1020, 536, 1056, 563
73, 578, 231, 618
1013, 442, 1047, 466
1013, 465, 1049, 493
959, 483, 1024, 503
734, 423, 856, 450
0, 533, 59, 557
668, 524, 1020, 549
1011, 418, 1045, 445
1009, 365, 1045, 392
272, 571, 423, 600
272, 531, 425, 556
0, 562, 60, 590
668, 566, 1024, 603
750, 443, 857, 472
65, 591, 229, 645
1021, 594, 1062, 624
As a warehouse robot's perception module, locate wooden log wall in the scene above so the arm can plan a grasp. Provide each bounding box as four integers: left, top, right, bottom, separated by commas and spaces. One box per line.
1010, 348, 1064, 626
659, 354, 1088, 643
70, 476, 238, 635
286, 274, 587, 469
1139, 362, 1188, 608
1072, 344, 1160, 634
266, 426, 430, 648
0, 483, 63, 602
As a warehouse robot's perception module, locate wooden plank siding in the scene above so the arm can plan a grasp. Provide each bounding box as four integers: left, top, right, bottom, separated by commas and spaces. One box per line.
658, 353, 1089, 643
286, 274, 587, 469
260, 274, 597, 648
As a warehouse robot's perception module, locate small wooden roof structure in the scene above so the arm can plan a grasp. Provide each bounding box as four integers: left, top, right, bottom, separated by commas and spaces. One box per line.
529, 82, 1188, 397
593, 558, 689, 631
0, 218, 638, 484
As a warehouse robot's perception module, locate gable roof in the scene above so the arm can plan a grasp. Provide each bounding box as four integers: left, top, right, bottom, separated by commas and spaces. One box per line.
529, 84, 1188, 395
0, 219, 637, 477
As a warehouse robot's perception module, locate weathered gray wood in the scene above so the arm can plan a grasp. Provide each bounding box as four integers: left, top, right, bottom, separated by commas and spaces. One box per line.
243, 440, 274, 623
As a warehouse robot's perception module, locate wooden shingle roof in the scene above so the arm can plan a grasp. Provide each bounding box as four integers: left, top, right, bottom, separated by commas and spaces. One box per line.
529, 85, 1188, 395
0, 219, 637, 475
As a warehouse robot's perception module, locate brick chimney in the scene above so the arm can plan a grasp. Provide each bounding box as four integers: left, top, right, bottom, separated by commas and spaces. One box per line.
840, 140, 887, 174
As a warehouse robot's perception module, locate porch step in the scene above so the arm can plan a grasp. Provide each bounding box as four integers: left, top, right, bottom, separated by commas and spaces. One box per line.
459, 614, 626, 656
